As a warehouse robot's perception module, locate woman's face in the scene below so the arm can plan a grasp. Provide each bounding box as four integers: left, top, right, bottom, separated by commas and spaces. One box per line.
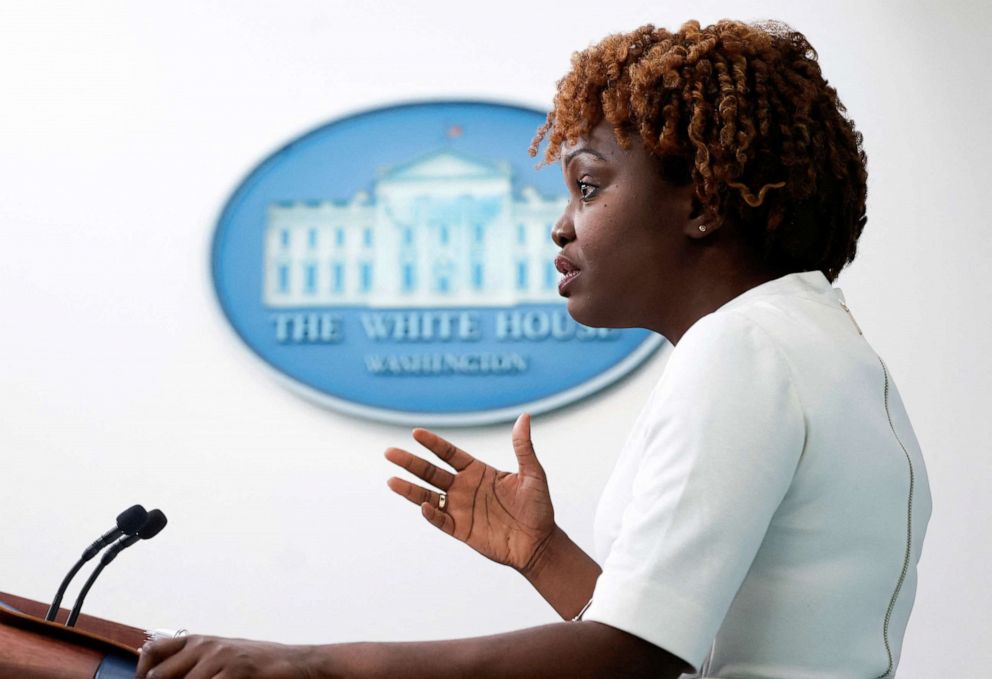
553, 119, 703, 331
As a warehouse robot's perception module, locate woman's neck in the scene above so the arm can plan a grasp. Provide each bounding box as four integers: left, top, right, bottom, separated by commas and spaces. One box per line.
653, 247, 783, 344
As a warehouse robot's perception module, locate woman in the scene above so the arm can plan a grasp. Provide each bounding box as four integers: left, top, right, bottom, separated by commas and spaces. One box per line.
137, 19, 930, 678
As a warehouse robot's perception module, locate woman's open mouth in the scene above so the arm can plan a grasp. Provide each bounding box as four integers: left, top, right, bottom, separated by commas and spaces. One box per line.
555, 255, 581, 295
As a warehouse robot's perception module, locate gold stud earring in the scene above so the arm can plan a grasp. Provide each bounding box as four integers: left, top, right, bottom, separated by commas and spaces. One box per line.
698, 225, 708, 232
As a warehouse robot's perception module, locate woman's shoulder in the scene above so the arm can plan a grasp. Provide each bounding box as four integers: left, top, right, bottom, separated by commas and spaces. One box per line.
676, 276, 866, 370
672, 306, 786, 367
659, 308, 800, 413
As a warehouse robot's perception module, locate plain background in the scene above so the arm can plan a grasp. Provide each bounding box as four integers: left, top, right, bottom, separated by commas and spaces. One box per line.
1, 1, 989, 676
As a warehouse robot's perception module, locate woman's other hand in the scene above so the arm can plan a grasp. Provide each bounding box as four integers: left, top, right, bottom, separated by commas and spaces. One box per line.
385, 412, 556, 575
135, 635, 314, 679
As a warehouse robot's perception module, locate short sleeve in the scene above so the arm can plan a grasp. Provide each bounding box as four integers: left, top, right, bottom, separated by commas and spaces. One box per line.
583, 311, 806, 669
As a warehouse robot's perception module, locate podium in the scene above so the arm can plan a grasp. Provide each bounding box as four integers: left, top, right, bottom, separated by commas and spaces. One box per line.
0, 591, 141, 679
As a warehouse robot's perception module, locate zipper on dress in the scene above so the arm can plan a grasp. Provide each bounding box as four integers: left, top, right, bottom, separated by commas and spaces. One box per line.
839, 301, 863, 335
873, 358, 916, 679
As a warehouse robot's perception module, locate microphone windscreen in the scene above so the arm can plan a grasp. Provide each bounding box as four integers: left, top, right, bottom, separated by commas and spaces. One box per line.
138, 509, 168, 539
116, 505, 148, 535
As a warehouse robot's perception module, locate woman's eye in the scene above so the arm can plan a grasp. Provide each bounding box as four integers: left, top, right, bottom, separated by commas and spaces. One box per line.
577, 180, 598, 200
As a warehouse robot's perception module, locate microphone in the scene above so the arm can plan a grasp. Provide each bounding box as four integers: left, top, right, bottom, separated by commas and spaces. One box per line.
45, 504, 148, 621
66, 509, 167, 627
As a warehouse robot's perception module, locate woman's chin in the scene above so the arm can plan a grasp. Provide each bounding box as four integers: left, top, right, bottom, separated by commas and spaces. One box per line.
563, 297, 592, 326
565, 298, 626, 330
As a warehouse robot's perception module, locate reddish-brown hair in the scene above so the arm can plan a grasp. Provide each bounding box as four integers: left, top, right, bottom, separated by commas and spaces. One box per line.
531, 20, 868, 281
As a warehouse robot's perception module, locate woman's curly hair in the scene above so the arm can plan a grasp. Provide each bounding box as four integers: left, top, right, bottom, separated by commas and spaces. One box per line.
530, 20, 868, 281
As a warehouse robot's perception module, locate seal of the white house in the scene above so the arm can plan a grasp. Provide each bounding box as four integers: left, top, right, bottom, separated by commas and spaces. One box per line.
211, 101, 665, 426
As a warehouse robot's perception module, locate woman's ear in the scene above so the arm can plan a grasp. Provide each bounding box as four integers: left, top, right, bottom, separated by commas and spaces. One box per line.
683, 191, 718, 239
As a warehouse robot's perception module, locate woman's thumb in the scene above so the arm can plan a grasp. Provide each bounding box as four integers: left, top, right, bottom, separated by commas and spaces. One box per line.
511, 412, 544, 476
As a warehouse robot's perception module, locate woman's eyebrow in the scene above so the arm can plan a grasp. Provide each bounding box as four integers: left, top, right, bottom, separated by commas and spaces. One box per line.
563, 147, 606, 167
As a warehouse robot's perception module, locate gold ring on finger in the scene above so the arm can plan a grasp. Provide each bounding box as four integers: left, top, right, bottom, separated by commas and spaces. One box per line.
439, 492, 447, 510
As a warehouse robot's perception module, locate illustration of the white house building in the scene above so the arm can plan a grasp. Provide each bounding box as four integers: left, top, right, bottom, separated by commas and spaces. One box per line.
264, 149, 567, 308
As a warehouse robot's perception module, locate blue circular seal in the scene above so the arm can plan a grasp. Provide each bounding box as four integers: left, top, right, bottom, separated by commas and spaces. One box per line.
212, 101, 664, 426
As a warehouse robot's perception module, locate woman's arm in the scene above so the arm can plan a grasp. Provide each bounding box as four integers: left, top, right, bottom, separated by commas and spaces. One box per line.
136, 621, 691, 678
519, 524, 602, 620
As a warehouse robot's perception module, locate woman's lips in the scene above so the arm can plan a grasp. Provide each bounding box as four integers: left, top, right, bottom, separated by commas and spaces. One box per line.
555, 255, 581, 295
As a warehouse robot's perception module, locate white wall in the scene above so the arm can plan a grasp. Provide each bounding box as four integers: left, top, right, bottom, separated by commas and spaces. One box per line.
1, 1, 988, 676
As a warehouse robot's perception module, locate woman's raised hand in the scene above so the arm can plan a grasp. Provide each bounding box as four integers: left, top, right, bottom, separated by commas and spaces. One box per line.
385, 413, 556, 574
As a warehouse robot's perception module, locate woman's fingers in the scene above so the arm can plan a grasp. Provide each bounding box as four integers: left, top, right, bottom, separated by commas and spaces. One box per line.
411, 428, 474, 471
135, 635, 194, 678
421, 502, 456, 536
387, 476, 446, 509
385, 447, 456, 490
388, 479, 458, 537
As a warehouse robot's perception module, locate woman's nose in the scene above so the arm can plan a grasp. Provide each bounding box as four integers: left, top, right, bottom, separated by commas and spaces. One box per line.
551, 209, 574, 247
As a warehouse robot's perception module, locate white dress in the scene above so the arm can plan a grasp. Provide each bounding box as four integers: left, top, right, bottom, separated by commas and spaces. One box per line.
583, 271, 931, 678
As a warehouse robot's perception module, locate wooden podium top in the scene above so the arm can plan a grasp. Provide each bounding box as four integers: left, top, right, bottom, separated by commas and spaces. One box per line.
0, 591, 146, 650
0, 591, 142, 679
